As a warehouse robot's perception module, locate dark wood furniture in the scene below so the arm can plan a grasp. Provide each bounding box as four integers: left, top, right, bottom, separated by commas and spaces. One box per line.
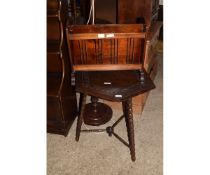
118, 0, 159, 28
116, 0, 161, 78
46, 0, 162, 136
66, 24, 155, 161
81, 0, 159, 28
47, 0, 78, 136
118, 0, 162, 114
77, 0, 162, 114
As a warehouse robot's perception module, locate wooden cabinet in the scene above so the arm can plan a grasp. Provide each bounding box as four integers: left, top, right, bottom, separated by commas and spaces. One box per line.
118, 0, 159, 29
81, 0, 159, 28
47, 0, 78, 136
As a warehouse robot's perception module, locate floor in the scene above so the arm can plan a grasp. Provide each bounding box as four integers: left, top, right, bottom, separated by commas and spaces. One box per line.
47, 47, 163, 175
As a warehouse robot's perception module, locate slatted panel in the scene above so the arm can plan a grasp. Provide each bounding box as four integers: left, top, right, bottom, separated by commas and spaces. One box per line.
70, 38, 144, 65
66, 24, 146, 71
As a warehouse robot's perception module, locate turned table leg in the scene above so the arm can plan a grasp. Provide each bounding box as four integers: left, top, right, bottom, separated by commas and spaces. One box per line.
123, 98, 136, 161
76, 94, 87, 141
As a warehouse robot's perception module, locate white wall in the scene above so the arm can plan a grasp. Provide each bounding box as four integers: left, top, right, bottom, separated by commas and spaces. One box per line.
159, 0, 163, 5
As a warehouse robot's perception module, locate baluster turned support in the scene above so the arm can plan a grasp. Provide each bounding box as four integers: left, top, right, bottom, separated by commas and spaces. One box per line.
139, 69, 145, 84
123, 98, 136, 161
91, 96, 98, 113
76, 94, 87, 141
71, 71, 76, 86
83, 96, 113, 126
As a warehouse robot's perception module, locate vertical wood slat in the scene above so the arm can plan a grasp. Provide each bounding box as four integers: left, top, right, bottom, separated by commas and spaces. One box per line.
128, 38, 131, 63
95, 39, 103, 64
100, 39, 103, 64
126, 38, 129, 63
110, 39, 113, 63
114, 39, 116, 63
97, 40, 99, 64
84, 40, 87, 63
127, 38, 132, 63
131, 38, 135, 63
94, 40, 98, 64
78, 40, 89, 64
116, 39, 118, 63
114, 39, 118, 64
79, 40, 88, 64
126, 38, 143, 64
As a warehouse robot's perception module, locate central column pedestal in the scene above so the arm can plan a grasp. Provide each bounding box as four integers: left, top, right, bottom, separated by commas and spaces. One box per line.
83, 97, 113, 126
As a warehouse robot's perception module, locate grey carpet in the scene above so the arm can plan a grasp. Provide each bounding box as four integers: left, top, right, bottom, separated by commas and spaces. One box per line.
47, 53, 163, 175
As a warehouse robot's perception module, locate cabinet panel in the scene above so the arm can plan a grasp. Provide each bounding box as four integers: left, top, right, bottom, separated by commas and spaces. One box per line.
47, 54, 62, 73
47, 20, 61, 41
47, 0, 78, 136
